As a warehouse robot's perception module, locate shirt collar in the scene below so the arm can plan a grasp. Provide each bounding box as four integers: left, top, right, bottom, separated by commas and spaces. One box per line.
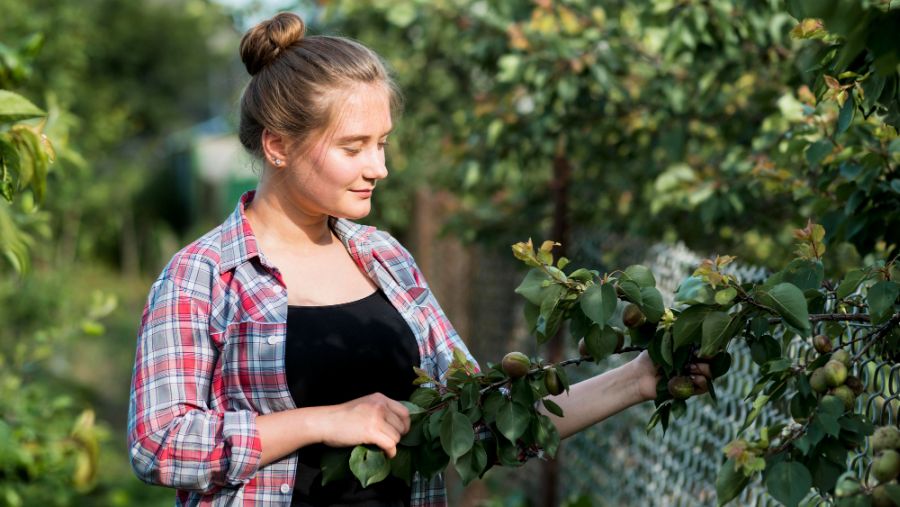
218, 190, 376, 273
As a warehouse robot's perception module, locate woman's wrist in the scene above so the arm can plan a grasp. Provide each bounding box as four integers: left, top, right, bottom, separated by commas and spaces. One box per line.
627, 351, 660, 403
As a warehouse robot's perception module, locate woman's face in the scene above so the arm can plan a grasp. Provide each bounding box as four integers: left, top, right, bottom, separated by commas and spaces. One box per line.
278, 82, 392, 221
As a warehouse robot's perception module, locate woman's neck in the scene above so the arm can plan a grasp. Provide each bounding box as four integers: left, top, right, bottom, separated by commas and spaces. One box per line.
244, 187, 335, 255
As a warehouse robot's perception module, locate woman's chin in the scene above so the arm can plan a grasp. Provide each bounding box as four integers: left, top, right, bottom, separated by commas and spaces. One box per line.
335, 203, 372, 220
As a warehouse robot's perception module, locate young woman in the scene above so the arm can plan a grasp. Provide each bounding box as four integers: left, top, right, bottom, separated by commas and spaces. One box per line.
127, 12, 710, 507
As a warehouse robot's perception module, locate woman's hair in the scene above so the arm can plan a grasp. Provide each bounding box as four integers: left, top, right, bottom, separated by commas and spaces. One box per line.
238, 12, 401, 158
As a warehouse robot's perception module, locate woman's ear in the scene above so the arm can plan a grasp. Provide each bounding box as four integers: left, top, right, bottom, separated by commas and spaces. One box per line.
261, 129, 288, 168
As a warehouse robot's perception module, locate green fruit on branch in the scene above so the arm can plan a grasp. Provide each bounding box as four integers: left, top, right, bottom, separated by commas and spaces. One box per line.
845, 375, 865, 396
809, 367, 829, 394
578, 337, 588, 358
824, 360, 848, 387
622, 303, 646, 329
813, 334, 833, 354
873, 450, 900, 483
667, 376, 695, 400
545, 367, 564, 396
832, 349, 852, 368
873, 426, 900, 454
831, 385, 856, 411
501, 352, 531, 379
872, 483, 898, 507
835, 476, 862, 497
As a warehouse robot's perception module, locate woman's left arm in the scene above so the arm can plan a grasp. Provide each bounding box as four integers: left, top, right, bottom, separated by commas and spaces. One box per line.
538, 351, 710, 439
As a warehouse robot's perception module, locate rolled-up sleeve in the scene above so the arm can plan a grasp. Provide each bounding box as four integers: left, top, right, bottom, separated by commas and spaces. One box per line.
127, 277, 261, 493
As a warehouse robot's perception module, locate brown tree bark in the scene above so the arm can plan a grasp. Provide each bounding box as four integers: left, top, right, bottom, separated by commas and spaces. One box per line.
542, 136, 571, 507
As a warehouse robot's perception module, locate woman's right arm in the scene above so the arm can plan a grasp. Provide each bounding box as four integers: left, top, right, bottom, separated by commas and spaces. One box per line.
256, 393, 411, 466
128, 278, 262, 494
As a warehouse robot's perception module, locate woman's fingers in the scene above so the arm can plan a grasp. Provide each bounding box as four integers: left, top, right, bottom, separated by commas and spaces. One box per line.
385, 398, 412, 433
690, 374, 709, 394
689, 362, 713, 379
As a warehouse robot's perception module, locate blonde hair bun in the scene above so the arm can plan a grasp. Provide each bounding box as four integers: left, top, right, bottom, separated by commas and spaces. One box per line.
239, 12, 306, 76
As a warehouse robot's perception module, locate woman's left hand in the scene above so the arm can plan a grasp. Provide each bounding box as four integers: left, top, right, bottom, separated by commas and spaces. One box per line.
630, 350, 713, 402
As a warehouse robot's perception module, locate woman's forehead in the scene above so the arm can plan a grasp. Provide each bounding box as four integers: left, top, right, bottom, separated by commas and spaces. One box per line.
330, 83, 393, 138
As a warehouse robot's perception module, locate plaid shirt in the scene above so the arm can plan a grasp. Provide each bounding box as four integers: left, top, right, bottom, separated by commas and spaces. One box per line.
128, 191, 483, 506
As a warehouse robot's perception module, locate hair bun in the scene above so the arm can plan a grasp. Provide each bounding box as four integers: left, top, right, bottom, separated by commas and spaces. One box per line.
240, 12, 306, 76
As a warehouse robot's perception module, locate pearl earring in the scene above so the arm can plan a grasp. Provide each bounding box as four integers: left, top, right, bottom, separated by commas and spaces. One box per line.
273, 158, 283, 166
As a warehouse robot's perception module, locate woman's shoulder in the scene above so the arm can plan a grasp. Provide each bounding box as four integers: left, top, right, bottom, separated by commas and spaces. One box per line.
152, 224, 228, 298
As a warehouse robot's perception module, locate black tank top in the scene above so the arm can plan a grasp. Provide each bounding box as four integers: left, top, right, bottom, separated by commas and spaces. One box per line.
285, 288, 420, 507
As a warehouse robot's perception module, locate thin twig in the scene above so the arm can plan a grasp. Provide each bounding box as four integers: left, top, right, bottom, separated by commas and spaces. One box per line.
766, 313, 872, 325
477, 347, 648, 395
852, 312, 900, 363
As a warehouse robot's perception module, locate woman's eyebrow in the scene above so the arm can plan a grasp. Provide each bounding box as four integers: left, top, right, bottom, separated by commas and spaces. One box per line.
335, 128, 393, 144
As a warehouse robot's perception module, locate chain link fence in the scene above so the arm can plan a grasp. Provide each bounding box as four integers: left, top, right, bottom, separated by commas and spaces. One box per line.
469, 239, 898, 507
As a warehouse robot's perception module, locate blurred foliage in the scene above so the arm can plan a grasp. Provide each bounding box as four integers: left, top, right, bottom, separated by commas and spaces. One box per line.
322, 0, 898, 268
1, 2, 236, 505
0, 0, 236, 272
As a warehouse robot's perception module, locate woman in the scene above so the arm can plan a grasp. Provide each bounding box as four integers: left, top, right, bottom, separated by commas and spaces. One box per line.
127, 12, 710, 507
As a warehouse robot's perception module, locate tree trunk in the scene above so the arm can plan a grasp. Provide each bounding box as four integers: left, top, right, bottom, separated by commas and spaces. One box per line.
542, 136, 571, 507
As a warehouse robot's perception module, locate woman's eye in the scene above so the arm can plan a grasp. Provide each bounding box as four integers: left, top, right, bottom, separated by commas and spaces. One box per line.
378, 141, 390, 150
343, 147, 362, 155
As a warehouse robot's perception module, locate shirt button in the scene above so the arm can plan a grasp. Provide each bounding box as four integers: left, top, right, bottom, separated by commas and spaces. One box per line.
267, 335, 281, 345
273, 285, 284, 294
280, 483, 291, 494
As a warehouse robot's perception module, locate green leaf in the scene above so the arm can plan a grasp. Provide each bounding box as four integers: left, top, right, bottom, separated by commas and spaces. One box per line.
524, 302, 540, 333
761, 283, 811, 335
742, 394, 770, 432
515, 269, 553, 305
836, 96, 855, 135
836, 269, 866, 299
617, 279, 642, 305
765, 461, 812, 507
453, 441, 487, 486
819, 395, 846, 416
536, 414, 560, 458
389, 446, 413, 486
0, 90, 45, 123
320, 448, 351, 486
580, 282, 617, 327
542, 398, 564, 417
639, 287, 664, 322
805, 139, 832, 166
400, 401, 426, 415
415, 440, 449, 480
884, 484, 900, 505
675, 275, 715, 305
700, 311, 732, 357
410, 388, 440, 409
814, 412, 841, 437
867, 281, 899, 324
660, 331, 673, 368
399, 418, 425, 446
715, 287, 737, 305
716, 458, 751, 506
440, 409, 475, 460
496, 400, 531, 442
750, 335, 781, 366
349, 445, 391, 488
673, 305, 710, 349
584, 324, 620, 362
623, 265, 656, 288
782, 259, 825, 292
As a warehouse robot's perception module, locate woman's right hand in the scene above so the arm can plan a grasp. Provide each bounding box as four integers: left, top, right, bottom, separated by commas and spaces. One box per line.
318, 392, 411, 458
